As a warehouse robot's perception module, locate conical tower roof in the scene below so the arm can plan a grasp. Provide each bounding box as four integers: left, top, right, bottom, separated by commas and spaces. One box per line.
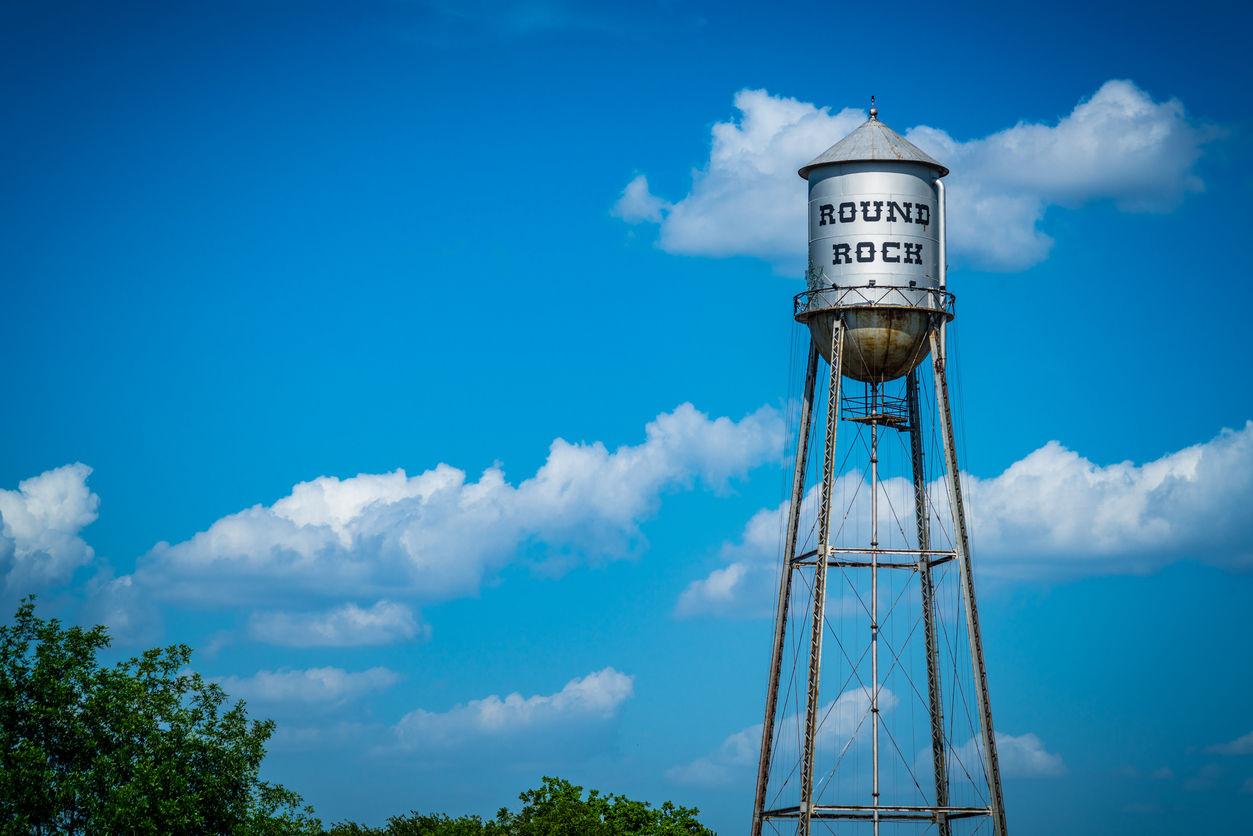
798, 109, 948, 179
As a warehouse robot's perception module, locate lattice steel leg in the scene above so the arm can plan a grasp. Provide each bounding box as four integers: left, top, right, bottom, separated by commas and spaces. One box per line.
930, 324, 1008, 836
799, 315, 845, 836
870, 385, 881, 836
908, 366, 951, 836
752, 340, 820, 836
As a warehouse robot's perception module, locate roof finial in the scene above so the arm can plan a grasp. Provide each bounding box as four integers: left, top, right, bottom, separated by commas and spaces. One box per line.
869, 96, 877, 120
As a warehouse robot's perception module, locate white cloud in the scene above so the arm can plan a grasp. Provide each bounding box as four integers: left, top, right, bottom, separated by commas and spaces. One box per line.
129, 402, 782, 607
906, 80, 1215, 270
619, 89, 864, 274
667, 687, 897, 788
78, 569, 162, 645
389, 667, 634, 763
963, 421, 1253, 579
1206, 731, 1253, 756
674, 702, 1059, 792
217, 666, 401, 706
612, 174, 670, 223
676, 470, 924, 618
678, 421, 1253, 614
675, 501, 782, 618
0, 463, 99, 599
247, 600, 426, 647
666, 723, 761, 787
920, 732, 1066, 781
618, 81, 1215, 274
991, 732, 1068, 778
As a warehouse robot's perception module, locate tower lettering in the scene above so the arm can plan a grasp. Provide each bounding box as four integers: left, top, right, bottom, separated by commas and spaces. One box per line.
886, 202, 912, 223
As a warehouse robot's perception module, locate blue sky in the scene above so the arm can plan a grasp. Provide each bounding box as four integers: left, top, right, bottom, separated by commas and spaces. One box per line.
2, 0, 1252, 833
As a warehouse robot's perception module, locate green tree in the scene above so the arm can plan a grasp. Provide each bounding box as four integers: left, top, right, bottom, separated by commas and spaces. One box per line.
0, 598, 320, 836
512, 776, 714, 836
324, 776, 716, 836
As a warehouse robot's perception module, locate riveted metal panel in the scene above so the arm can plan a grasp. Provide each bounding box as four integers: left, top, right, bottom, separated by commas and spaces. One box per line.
801, 158, 945, 382
806, 161, 940, 296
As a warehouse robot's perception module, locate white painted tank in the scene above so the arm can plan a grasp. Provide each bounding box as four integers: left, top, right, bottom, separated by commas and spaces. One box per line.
798, 108, 949, 383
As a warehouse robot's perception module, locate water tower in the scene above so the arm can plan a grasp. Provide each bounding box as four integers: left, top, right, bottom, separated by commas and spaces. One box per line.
749, 104, 1008, 836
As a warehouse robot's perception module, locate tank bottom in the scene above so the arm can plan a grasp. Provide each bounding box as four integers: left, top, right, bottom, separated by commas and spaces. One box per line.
806, 308, 933, 383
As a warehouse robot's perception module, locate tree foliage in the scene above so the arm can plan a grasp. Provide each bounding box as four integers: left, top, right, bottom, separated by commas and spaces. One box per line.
0, 599, 320, 836
0, 601, 715, 836
323, 776, 716, 836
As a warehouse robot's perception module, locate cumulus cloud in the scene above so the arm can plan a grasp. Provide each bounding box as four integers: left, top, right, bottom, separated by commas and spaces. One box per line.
962, 421, 1253, 579
906, 80, 1216, 270
612, 174, 670, 223
678, 421, 1253, 615
0, 463, 99, 600
673, 696, 1060, 792
666, 723, 761, 787
78, 570, 162, 645
617, 81, 1215, 274
247, 600, 426, 647
217, 666, 401, 707
389, 667, 634, 764
128, 403, 782, 607
1206, 731, 1253, 756
987, 733, 1066, 778
676, 500, 784, 619
615, 89, 864, 274
935, 732, 1067, 780
676, 468, 931, 618
666, 687, 897, 788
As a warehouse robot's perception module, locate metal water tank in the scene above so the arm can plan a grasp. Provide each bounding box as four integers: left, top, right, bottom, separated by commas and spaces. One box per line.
797, 108, 950, 383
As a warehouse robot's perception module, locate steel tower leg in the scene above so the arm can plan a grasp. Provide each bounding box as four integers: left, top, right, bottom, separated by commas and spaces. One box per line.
929, 324, 1008, 836
799, 316, 845, 836
752, 340, 820, 836
869, 386, 880, 836
907, 367, 951, 836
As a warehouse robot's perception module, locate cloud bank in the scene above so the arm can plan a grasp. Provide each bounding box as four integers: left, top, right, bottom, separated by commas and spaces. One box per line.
679, 421, 1253, 616
616, 81, 1215, 273
127, 403, 781, 613
10, 413, 1248, 641
0, 404, 780, 644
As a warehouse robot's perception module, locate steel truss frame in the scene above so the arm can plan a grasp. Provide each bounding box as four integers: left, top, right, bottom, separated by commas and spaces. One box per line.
750, 311, 1007, 836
